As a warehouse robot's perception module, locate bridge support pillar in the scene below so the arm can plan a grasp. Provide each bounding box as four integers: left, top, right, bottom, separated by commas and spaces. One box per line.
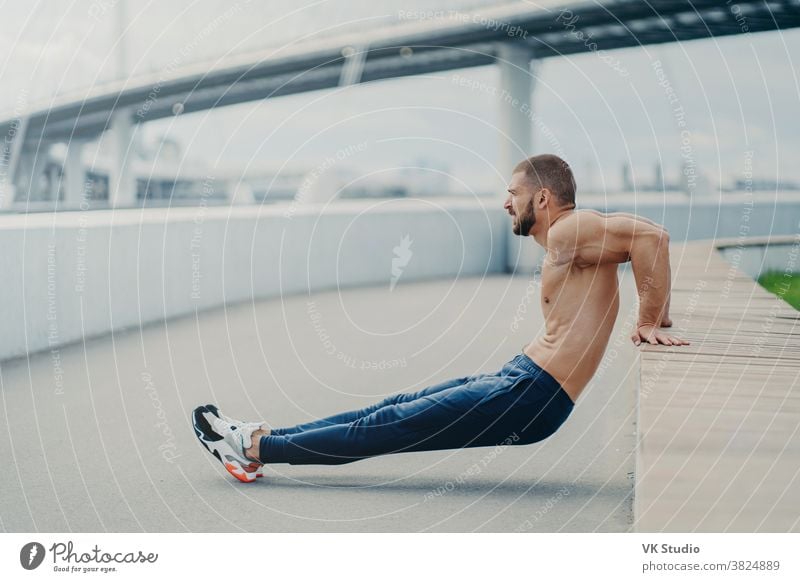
0, 117, 28, 209
62, 140, 86, 206
0, 179, 17, 209
107, 108, 137, 207
47, 163, 61, 201
497, 44, 536, 177
11, 145, 50, 203
497, 45, 541, 273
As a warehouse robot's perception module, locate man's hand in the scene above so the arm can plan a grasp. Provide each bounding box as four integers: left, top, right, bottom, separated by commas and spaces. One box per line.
631, 323, 689, 346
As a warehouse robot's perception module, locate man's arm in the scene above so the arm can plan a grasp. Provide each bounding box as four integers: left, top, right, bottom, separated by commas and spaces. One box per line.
628, 223, 683, 344
548, 212, 687, 346
598, 212, 672, 328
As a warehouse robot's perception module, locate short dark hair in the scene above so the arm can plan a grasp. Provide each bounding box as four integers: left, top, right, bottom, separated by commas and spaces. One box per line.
513, 154, 576, 208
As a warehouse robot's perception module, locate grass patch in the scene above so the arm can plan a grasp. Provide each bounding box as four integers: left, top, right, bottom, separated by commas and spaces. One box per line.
757, 271, 800, 311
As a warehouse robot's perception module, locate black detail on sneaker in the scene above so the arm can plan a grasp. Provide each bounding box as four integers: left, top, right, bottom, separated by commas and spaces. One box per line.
192, 405, 223, 442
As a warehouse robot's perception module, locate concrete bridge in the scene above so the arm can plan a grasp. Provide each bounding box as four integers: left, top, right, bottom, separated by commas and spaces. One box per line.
1, 0, 798, 209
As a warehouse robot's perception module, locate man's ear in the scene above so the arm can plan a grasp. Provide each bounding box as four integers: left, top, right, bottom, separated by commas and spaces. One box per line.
537, 187, 550, 208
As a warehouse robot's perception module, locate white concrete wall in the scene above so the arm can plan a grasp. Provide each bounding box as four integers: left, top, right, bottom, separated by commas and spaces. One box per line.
719, 241, 800, 280
0, 199, 506, 361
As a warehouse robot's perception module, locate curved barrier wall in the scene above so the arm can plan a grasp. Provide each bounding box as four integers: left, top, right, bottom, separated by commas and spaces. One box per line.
0, 200, 505, 361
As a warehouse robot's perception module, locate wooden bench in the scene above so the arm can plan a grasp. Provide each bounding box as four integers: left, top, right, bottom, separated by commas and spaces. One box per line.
634, 236, 800, 531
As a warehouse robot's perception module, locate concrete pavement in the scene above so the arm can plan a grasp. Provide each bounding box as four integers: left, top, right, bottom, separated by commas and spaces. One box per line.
0, 273, 638, 532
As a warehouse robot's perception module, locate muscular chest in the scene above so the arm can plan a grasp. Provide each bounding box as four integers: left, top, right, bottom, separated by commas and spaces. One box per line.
540, 256, 621, 317
539, 257, 572, 310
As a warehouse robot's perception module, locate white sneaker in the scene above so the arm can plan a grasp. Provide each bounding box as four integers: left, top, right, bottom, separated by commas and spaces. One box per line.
203, 403, 265, 434
191, 405, 263, 483
202, 404, 267, 479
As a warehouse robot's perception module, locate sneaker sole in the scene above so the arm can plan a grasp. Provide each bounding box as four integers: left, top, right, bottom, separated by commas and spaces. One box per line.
192, 406, 260, 483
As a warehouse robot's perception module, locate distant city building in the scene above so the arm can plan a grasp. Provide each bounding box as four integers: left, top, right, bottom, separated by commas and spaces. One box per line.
620, 161, 683, 193
733, 178, 800, 191
621, 162, 632, 191
654, 162, 663, 191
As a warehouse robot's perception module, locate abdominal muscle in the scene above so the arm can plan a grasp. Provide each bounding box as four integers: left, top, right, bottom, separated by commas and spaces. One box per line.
523, 263, 621, 403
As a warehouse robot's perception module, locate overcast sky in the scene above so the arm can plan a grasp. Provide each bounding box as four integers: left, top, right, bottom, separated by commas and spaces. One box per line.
1, 0, 799, 194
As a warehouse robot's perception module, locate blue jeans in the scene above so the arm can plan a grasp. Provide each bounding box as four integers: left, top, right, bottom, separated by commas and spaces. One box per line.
259, 353, 574, 465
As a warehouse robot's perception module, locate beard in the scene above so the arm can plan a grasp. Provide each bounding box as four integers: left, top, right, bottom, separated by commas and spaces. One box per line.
512, 198, 536, 236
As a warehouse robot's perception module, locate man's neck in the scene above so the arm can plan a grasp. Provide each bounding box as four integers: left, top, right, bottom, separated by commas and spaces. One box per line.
531, 207, 575, 247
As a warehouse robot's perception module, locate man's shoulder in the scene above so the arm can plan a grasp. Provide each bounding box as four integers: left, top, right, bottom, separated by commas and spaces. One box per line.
548, 209, 604, 242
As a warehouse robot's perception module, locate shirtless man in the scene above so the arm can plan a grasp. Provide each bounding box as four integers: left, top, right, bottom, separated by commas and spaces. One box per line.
191, 153, 689, 482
